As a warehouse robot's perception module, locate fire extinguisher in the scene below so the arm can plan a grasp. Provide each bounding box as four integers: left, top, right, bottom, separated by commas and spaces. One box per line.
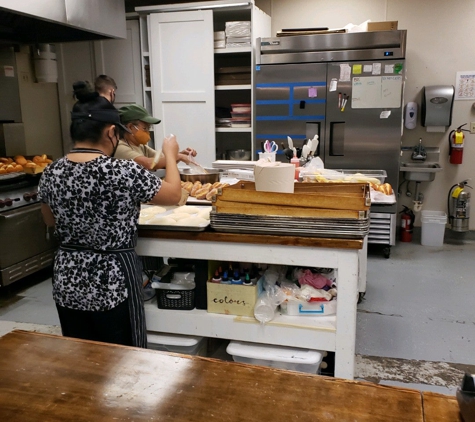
448, 123, 470, 164
400, 205, 415, 242
448, 179, 472, 232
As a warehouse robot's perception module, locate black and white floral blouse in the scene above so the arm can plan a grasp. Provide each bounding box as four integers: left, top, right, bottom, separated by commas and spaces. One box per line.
38, 156, 160, 312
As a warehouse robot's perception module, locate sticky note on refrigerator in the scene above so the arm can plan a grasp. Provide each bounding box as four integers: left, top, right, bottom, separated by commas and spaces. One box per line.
372, 63, 381, 75
353, 64, 362, 74
308, 87, 317, 97
329, 78, 337, 91
385, 64, 395, 74
339, 64, 351, 81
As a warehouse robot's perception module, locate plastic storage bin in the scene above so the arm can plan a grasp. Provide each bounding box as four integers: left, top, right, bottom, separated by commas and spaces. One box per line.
147, 332, 207, 356
280, 299, 337, 316
421, 210, 447, 246
226, 341, 323, 374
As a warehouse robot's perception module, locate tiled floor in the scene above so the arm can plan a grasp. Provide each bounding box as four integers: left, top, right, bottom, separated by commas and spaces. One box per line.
1, 234, 474, 395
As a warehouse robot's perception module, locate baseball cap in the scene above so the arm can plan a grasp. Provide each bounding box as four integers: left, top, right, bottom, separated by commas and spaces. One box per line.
119, 104, 161, 125
71, 109, 131, 133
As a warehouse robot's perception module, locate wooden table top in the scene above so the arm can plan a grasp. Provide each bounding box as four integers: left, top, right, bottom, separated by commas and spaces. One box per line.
422, 391, 463, 422
138, 228, 364, 250
0, 330, 430, 422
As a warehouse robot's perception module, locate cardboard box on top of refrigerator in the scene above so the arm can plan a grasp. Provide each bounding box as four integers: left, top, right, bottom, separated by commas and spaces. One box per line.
367, 21, 398, 31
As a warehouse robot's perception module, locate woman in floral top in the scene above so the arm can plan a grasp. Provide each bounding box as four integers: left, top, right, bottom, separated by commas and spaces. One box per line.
38, 82, 182, 347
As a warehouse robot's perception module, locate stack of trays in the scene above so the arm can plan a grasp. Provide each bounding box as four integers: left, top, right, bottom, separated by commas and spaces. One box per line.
230, 103, 251, 127
212, 160, 256, 170
225, 21, 251, 47
215, 66, 251, 85
210, 181, 370, 239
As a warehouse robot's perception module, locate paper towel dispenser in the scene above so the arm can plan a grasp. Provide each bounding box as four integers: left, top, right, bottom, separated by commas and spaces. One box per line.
421, 85, 454, 128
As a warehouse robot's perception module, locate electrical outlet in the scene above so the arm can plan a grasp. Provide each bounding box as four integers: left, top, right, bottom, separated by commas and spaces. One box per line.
471, 122, 475, 134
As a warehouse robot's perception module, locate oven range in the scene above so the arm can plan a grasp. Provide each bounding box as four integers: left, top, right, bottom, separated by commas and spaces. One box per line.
0, 174, 57, 286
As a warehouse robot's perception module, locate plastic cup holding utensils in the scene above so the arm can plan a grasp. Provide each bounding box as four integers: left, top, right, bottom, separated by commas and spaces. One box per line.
259, 152, 276, 162
260, 140, 278, 161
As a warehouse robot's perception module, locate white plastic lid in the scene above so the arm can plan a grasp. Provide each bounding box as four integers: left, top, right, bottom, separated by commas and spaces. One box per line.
226, 341, 323, 364
147, 332, 202, 347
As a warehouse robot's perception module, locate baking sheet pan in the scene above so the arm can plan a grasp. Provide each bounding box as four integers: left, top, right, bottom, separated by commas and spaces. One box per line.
210, 212, 369, 238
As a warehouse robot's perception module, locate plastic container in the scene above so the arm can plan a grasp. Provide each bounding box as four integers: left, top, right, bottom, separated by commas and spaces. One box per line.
147, 332, 207, 356
258, 152, 276, 162
421, 210, 447, 246
280, 299, 337, 316
300, 168, 387, 184
226, 341, 323, 374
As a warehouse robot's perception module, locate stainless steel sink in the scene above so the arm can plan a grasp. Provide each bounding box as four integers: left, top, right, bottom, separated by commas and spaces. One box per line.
400, 162, 443, 181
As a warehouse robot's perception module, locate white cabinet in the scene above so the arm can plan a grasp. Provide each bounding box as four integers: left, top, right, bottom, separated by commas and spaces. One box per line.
148, 10, 216, 166
137, 0, 271, 166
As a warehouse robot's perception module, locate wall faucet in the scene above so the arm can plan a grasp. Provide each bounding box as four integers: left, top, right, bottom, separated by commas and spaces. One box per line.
412, 138, 427, 161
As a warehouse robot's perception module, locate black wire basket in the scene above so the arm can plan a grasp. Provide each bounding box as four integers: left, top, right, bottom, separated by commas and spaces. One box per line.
156, 287, 195, 310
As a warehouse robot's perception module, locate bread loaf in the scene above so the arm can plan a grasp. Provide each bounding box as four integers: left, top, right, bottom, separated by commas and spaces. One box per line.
205, 188, 218, 201
182, 181, 193, 193
380, 183, 393, 195
190, 181, 202, 196
370, 182, 393, 195
195, 183, 212, 200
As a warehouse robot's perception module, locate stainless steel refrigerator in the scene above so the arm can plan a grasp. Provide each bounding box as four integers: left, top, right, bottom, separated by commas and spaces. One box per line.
255, 30, 407, 255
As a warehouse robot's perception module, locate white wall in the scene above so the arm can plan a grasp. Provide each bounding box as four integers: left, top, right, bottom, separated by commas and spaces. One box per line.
271, 0, 475, 229
16, 47, 63, 159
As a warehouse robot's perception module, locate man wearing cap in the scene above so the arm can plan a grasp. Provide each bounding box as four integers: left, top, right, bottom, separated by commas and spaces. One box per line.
116, 104, 196, 170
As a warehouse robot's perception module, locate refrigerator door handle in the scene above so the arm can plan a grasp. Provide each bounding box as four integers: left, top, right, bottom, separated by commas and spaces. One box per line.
329, 121, 345, 156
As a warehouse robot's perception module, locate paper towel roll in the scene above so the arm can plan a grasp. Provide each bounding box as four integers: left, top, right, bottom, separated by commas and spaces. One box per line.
254, 162, 295, 193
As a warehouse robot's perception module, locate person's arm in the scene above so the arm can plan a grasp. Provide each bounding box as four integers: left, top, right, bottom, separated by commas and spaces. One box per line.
133, 155, 156, 170
153, 147, 198, 168
41, 203, 56, 227
149, 135, 181, 205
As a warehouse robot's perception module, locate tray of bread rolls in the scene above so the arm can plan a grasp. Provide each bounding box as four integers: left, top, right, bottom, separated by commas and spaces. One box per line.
180, 180, 231, 203
138, 205, 212, 231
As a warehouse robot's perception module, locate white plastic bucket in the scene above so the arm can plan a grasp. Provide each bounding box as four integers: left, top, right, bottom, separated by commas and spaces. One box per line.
421, 210, 447, 247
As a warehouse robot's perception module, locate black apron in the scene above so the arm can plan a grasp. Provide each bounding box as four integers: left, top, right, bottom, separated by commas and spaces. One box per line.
59, 244, 147, 348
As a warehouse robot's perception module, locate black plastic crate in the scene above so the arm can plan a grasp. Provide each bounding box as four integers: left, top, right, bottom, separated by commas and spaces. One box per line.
156, 287, 195, 310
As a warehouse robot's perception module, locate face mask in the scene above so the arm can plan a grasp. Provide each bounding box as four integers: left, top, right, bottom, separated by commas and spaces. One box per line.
133, 126, 151, 145
110, 130, 119, 157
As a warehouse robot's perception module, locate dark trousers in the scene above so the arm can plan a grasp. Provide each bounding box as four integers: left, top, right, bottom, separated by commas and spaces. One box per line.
56, 299, 133, 347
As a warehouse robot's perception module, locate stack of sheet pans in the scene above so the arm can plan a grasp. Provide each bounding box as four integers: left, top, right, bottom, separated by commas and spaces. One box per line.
210, 181, 370, 239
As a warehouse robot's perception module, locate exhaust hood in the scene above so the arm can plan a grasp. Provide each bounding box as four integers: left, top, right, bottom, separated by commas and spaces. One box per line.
0, 0, 126, 44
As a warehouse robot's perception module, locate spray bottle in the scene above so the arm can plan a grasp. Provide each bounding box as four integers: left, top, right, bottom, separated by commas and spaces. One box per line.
290, 147, 299, 179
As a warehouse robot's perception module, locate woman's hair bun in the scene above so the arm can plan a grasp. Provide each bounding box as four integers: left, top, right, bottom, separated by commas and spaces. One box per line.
73, 80, 99, 102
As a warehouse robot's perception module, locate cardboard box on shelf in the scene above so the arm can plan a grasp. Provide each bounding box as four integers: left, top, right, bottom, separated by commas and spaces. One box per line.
207, 279, 262, 317
367, 21, 398, 31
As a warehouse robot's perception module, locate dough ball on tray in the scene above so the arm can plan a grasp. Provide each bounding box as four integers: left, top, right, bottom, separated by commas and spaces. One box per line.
175, 216, 208, 227
169, 213, 191, 221
140, 206, 167, 217
173, 205, 200, 214
197, 208, 211, 220
146, 216, 177, 226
